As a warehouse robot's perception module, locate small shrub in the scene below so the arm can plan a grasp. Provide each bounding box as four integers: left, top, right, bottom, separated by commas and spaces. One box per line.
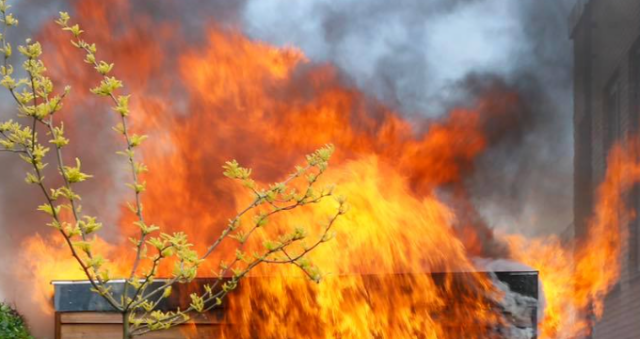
0, 303, 34, 339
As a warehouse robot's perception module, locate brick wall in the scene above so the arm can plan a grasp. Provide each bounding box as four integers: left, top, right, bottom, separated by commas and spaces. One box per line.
572, 0, 640, 338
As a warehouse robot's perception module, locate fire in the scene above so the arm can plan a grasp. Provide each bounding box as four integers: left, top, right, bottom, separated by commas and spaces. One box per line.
8, 0, 639, 338
216, 157, 503, 338
508, 142, 640, 338
20, 234, 128, 315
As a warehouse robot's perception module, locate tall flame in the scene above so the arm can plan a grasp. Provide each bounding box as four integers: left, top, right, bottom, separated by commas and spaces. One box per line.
7, 1, 639, 338
508, 141, 640, 338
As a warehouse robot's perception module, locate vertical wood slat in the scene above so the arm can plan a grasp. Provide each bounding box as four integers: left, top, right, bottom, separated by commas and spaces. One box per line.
55, 312, 61, 339
59, 324, 223, 339
57, 312, 226, 339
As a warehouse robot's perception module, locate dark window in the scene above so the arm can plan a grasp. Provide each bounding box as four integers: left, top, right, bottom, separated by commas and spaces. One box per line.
635, 46, 640, 113
633, 43, 640, 275
603, 77, 622, 291
604, 79, 621, 153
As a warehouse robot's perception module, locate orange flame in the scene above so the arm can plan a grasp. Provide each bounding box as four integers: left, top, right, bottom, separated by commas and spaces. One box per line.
8, 1, 639, 338
508, 141, 640, 338
20, 234, 127, 315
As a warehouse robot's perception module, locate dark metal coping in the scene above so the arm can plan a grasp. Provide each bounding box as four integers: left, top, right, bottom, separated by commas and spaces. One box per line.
53, 278, 223, 313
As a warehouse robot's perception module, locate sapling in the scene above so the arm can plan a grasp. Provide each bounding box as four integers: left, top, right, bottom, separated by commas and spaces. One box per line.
0, 3, 346, 338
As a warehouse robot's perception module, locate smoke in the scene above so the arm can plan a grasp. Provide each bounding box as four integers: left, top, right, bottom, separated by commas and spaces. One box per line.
0, 0, 575, 337
240, 0, 576, 237
0, 2, 94, 337
466, 0, 575, 238
0, 0, 64, 299
0, 1, 256, 337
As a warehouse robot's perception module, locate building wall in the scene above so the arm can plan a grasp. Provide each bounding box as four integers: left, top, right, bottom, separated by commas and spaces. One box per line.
572, 0, 640, 338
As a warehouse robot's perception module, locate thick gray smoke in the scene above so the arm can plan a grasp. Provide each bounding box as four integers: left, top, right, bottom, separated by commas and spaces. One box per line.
240, 0, 576, 237
0, 0, 575, 338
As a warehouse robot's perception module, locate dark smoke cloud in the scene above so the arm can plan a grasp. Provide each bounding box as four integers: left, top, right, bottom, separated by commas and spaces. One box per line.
465, 0, 575, 237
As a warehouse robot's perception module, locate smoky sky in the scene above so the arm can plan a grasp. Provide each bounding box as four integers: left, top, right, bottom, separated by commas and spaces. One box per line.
0, 0, 575, 337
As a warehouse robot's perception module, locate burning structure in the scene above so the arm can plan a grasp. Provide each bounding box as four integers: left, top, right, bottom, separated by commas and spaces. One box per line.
0, 0, 639, 339
52, 272, 539, 339
571, 0, 640, 338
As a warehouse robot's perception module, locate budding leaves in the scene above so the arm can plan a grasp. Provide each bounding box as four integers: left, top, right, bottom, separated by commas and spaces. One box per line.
134, 221, 159, 235
229, 229, 248, 244
1, 7, 346, 329
113, 95, 130, 117
78, 216, 103, 235
17, 40, 41, 59
90, 76, 122, 96
126, 181, 146, 194
222, 160, 252, 180
130, 134, 147, 148
162, 286, 172, 298
55, 12, 70, 27
95, 61, 114, 76
63, 158, 92, 183
49, 124, 69, 148
24, 171, 42, 184
190, 293, 204, 313
37, 203, 60, 217
62, 24, 83, 38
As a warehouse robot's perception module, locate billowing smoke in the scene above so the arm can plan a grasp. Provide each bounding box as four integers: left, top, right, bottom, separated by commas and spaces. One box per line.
0, 0, 575, 338
240, 0, 575, 237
